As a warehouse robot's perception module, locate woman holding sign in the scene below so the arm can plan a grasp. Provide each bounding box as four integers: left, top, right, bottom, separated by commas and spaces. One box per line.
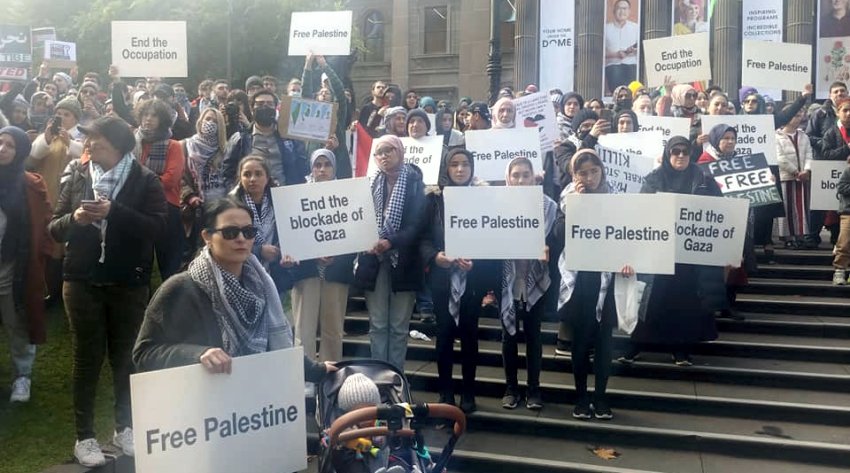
354, 135, 426, 372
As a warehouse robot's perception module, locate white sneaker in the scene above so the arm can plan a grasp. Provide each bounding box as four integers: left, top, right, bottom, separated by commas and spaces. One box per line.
113, 427, 135, 457
833, 269, 846, 286
9, 376, 31, 402
74, 438, 106, 467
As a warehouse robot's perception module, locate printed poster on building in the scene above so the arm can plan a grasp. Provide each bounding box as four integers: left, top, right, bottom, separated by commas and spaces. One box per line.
603, 0, 641, 99
817, 0, 850, 98
671, 0, 712, 36
742, 0, 784, 100
539, 0, 575, 94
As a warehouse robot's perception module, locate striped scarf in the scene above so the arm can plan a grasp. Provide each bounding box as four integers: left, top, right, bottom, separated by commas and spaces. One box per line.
135, 128, 172, 175
371, 164, 409, 267
90, 153, 134, 263
243, 191, 276, 247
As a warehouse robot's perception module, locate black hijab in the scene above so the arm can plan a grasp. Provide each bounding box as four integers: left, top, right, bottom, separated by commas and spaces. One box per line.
708, 124, 737, 159
613, 109, 639, 133
438, 148, 474, 189
655, 135, 703, 195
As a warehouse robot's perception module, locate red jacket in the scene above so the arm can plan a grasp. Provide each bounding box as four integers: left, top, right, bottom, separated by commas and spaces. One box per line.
23, 172, 52, 344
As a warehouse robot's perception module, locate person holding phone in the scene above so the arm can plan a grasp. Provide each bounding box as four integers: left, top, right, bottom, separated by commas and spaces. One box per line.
553, 109, 610, 192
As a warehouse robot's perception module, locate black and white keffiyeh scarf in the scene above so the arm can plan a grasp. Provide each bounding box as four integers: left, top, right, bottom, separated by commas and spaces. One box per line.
188, 247, 292, 356
90, 153, 133, 263
243, 191, 276, 247
186, 127, 223, 200
371, 164, 409, 267
135, 127, 172, 175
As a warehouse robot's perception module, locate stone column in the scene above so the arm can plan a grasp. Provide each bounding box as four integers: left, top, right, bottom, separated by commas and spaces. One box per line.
575, 0, 605, 98
785, 0, 816, 101
642, 0, 672, 41
513, 0, 539, 90
486, 0, 503, 105
712, 0, 742, 96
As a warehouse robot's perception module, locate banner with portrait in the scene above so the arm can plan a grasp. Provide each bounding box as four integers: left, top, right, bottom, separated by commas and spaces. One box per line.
671, 0, 711, 36
603, 0, 641, 100
817, 0, 850, 99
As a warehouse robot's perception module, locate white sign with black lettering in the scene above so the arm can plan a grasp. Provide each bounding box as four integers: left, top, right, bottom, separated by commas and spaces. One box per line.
111, 21, 187, 77
701, 114, 778, 165
444, 186, 545, 260
564, 193, 676, 275
288, 11, 353, 56
131, 348, 306, 473
643, 32, 712, 87
637, 116, 691, 149
810, 161, 848, 211
366, 135, 443, 185
465, 128, 543, 182
513, 91, 558, 153
671, 193, 749, 266
271, 177, 378, 261
594, 145, 657, 194
597, 130, 665, 160
742, 40, 812, 92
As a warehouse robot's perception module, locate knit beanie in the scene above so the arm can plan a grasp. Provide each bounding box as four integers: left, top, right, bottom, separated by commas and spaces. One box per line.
53, 72, 73, 87
338, 373, 381, 412
405, 108, 431, 132
571, 108, 599, 133
55, 96, 82, 120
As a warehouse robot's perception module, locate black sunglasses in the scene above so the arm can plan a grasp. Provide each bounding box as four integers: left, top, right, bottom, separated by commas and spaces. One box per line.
211, 225, 258, 240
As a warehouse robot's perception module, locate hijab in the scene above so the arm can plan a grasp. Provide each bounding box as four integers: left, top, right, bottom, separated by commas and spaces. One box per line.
492, 97, 516, 129
308, 148, 337, 182
612, 85, 633, 113
654, 135, 702, 194
570, 149, 611, 194
612, 109, 639, 133
708, 124, 737, 159
0, 127, 31, 263
439, 148, 474, 189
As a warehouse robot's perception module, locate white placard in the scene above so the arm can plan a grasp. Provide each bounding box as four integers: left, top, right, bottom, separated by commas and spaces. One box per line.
427, 113, 437, 136
564, 193, 676, 275
111, 21, 187, 78
539, 0, 575, 94
643, 32, 712, 87
742, 0, 784, 100
464, 128, 543, 182
131, 348, 307, 473
671, 194, 749, 266
513, 91, 558, 153
597, 130, 665, 160
288, 11, 353, 56
271, 177, 378, 261
43, 40, 76, 67
366, 135, 443, 186
444, 186, 545, 260
742, 40, 812, 92
594, 145, 658, 194
637, 115, 691, 150
701, 114, 778, 165
810, 160, 848, 211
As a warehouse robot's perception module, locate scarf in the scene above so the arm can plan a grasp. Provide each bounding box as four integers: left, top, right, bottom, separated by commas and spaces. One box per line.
440, 149, 476, 324
243, 191, 275, 247
90, 153, 133, 263
186, 124, 223, 200
135, 127, 172, 175
188, 247, 292, 357
372, 162, 409, 267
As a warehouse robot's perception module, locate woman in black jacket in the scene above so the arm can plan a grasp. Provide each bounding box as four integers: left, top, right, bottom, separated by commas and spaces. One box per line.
420, 149, 500, 413
353, 134, 426, 372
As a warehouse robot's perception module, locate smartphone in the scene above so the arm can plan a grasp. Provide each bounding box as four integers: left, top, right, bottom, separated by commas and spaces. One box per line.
80, 199, 99, 205
50, 117, 62, 135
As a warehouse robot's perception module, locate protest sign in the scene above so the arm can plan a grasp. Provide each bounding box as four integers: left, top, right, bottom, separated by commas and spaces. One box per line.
43, 40, 76, 68
427, 113, 437, 136
700, 153, 782, 207
643, 32, 711, 87
271, 178, 378, 261
30, 27, 56, 46
671, 193, 749, 266
444, 186, 545, 260
810, 160, 847, 211
288, 11, 352, 56
366, 135, 443, 185
539, 0, 575, 94
594, 145, 657, 194
465, 128, 543, 182
597, 130, 665, 160
701, 114, 778, 165
131, 348, 307, 473
637, 115, 691, 149
742, 0, 785, 100
279, 96, 338, 143
111, 21, 187, 77
742, 40, 812, 92
563, 193, 676, 275
0, 24, 32, 80
513, 91, 558, 153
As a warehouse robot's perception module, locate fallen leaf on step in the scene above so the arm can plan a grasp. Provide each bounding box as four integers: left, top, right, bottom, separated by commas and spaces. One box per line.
588, 446, 621, 460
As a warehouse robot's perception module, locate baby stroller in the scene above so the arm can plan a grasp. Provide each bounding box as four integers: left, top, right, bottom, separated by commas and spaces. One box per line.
317, 359, 466, 473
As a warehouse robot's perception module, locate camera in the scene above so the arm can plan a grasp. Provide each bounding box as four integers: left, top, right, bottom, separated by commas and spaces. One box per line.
50, 116, 62, 135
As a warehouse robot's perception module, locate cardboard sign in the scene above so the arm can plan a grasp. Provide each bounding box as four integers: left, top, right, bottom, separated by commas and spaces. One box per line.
279, 96, 338, 143
700, 153, 782, 207
43, 40, 76, 68
271, 178, 378, 261
0, 24, 32, 80
444, 186, 545, 260
671, 193, 749, 266
810, 160, 848, 211
597, 130, 665, 160
111, 21, 188, 77
643, 32, 712, 87
464, 128, 543, 182
701, 114, 778, 165
594, 145, 657, 194
742, 40, 812, 92
637, 115, 691, 149
131, 348, 307, 473
513, 91, 558, 153
563, 193, 676, 275
367, 135, 443, 186
288, 11, 353, 56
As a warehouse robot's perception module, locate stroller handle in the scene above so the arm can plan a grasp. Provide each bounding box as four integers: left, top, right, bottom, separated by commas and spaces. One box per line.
326, 403, 466, 445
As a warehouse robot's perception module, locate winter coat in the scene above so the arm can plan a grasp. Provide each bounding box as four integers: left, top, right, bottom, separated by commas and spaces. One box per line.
775, 129, 813, 181
820, 125, 850, 162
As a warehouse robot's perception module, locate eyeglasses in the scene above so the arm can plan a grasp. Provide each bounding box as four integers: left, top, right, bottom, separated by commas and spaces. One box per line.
211, 225, 258, 240
670, 148, 689, 156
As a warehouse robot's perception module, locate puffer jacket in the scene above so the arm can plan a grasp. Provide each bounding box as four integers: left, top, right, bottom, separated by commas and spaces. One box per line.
775, 129, 813, 181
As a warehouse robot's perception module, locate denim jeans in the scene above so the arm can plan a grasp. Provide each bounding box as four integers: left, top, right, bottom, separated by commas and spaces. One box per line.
1, 293, 35, 378
365, 260, 415, 371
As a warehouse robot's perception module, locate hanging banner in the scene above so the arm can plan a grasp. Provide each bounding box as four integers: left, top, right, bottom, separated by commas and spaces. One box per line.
671, 0, 711, 36
742, 0, 784, 100
701, 114, 778, 165
816, 0, 850, 98
699, 153, 782, 207
513, 91, 558, 153
810, 160, 848, 211
366, 134, 443, 186
597, 130, 665, 160
0, 25, 32, 80
464, 128, 543, 182
671, 193, 749, 266
643, 32, 712, 88
594, 145, 658, 194
288, 11, 353, 56
539, 0, 575, 94
602, 0, 641, 99
111, 21, 188, 77
742, 41, 812, 92
637, 115, 691, 149
43, 40, 76, 68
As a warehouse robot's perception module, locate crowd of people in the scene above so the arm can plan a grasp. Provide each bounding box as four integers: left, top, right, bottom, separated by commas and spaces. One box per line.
2, 51, 849, 468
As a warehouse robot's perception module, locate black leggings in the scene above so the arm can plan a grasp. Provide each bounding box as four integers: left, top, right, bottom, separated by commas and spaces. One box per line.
502, 299, 543, 389
570, 313, 614, 404
435, 294, 480, 397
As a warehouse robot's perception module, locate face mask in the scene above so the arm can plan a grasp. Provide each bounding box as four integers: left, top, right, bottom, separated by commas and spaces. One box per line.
201, 120, 217, 136
254, 107, 276, 127
289, 90, 301, 98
